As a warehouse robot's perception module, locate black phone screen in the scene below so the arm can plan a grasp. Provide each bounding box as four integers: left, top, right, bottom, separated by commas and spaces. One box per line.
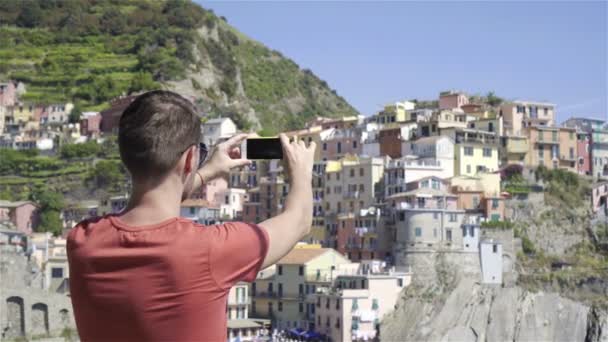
246, 138, 283, 160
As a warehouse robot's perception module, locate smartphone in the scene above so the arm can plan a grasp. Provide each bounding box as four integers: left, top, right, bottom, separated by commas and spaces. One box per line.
246, 138, 283, 160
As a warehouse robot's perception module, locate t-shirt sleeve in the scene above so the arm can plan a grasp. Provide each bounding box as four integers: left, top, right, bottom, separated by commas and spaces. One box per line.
208, 222, 269, 290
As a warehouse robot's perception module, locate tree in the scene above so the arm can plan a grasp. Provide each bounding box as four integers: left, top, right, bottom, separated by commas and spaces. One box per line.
128, 72, 158, 94
38, 210, 63, 236
486, 91, 503, 107
30, 186, 65, 236
68, 103, 83, 124
87, 160, 125, 190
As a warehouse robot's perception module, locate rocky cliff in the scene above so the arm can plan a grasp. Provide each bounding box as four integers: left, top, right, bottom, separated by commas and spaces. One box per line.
382, 186, 608, 342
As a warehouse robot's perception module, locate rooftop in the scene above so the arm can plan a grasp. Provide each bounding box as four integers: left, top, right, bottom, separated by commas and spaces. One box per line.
0, 200, 36, 208
277, 248, 330, 265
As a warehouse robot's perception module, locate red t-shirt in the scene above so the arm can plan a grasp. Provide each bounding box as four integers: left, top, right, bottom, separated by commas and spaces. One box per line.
67, 214, 269, 342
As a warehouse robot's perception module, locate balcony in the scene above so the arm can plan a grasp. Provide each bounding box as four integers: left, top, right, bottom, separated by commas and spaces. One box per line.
254, 291, 278, 298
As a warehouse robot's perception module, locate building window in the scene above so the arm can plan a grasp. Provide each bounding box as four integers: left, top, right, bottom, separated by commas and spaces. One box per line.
415, 227, 422, 237
323, 143, 327, 151
299, 303, 304, 313
336, 318, 341, 328
189, 207, 195, 215
353, 141, 358, 149
552, 131, 558, 142
359, 168, 364, 176
449, 213, 457, 222
278, 283, 283, 296
491, 213, 501, 221
269, 302, 273, 314
51, 267, 63, 278
482, 148, 492, 157
337, 142, 342, 153
493, 244, 498, 253
492, 199, 499, 209
299, 266, 304, 276
278, 266, 283, 275
466, 165, 471, 174
464, 146, 474, 156
539, 146, 544, 158
299, 284, 304, 295
359, 184, 364, 192
446, 229, 452, 241
397, 278, 403, 287
538, 131, 544, 141
278, 301, 283, 312
398, 212, 405, 221
350, 169, 355, 177
433, 212, 439, 220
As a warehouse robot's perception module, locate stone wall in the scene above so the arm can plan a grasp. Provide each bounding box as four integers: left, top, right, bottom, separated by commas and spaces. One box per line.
1, 250, 76, 340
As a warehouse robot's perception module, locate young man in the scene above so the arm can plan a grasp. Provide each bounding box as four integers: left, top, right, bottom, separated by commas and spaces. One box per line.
67, 90, 315, 341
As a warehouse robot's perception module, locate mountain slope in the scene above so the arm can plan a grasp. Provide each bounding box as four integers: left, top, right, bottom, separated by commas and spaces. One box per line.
0, 0, 357, 133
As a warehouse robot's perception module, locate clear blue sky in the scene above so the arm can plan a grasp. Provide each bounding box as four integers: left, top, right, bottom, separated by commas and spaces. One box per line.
198, 1, 607, 122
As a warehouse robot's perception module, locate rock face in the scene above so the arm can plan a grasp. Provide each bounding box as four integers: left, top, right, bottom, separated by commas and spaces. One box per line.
380, 251, 606, 342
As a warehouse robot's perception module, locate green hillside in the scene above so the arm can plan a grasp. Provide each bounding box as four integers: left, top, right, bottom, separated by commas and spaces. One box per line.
0, 0, 357, 132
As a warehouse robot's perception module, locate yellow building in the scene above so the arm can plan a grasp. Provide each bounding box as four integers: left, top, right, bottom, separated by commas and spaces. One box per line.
454, 142, 499, 177
250, 247, 351, 331
499, 135, 529, 165
376, 101, 415, 125
13, 102, 37, 124
324, 155, 384, 216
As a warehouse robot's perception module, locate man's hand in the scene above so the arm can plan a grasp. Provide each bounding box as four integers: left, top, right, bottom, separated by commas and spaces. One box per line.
198, 133, 251, 182
280, 133, 315, 186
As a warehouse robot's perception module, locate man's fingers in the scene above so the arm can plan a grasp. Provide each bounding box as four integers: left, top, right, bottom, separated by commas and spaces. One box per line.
223, 133, 249, 149
279, 133, 290, 151
230, 158, 252, 168
308, 141, 317, 151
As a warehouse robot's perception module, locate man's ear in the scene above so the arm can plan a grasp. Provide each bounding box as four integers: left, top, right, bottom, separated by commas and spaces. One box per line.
184, 147, 194, 175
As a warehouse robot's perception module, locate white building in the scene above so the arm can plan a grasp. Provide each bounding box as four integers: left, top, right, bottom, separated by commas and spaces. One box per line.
216, 188, 246, 220
180, 199, 221, 225
480, 239, 503, 284
461, 216, 481, 252
201, 117, 237, 147
314, 266, 412, 342
45, 103, 74, 124
227, 282, 271, 341
402, 135, 455, 179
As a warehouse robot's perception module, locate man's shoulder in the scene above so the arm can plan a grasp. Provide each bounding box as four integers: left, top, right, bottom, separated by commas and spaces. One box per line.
67, 215, 111, 249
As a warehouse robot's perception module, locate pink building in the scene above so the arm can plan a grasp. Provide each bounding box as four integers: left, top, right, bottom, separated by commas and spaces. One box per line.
80, 112, 102, 137
320, 129, 363, 161
439, 91, 469, 110
0, 200, 39, 235
0, 81, 17, 106
197, 177, 228, 207
576, 131, 592, 175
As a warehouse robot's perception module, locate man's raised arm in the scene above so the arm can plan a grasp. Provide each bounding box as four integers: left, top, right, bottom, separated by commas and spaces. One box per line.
259, 134, 315, 269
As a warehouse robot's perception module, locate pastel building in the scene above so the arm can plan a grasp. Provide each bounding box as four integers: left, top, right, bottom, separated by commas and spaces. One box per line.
591, 127, 608, 179
0, 81, 17, 106
500, 100, 555, 136
215, 188, 246, 220
0, 200, 39, 235
524, 126, 577, 172
389, 181, 465, 254
285, 125, 324, 161
251, 247, 351, 330
227, 282, 271, 342
439, 90, 469, 110
179, 199, 221, 225
454, 137, 499, 176
401, 135, 455, 178
320, 128, 363, 161
480, 239, 503, 284
80, 112, 101, 137
375, 101, 415, 125
314, 265, 411, 341
499, 135, 529, 166
307, 116, 360, 131
323, 156, 384, 217
591, 182, 608, 215
575, 131, 592, 175
417, 110, 468, 137
201, 117, 237, 147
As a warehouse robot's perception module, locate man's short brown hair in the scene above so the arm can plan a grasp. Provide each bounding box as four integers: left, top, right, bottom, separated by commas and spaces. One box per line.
118, 90, 201, 179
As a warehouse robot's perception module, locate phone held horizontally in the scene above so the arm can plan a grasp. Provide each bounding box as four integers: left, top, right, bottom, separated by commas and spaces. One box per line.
246, 137, 283, 160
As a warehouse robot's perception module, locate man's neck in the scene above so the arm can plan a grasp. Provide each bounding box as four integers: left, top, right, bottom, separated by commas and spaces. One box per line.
119, 176, 184, 227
